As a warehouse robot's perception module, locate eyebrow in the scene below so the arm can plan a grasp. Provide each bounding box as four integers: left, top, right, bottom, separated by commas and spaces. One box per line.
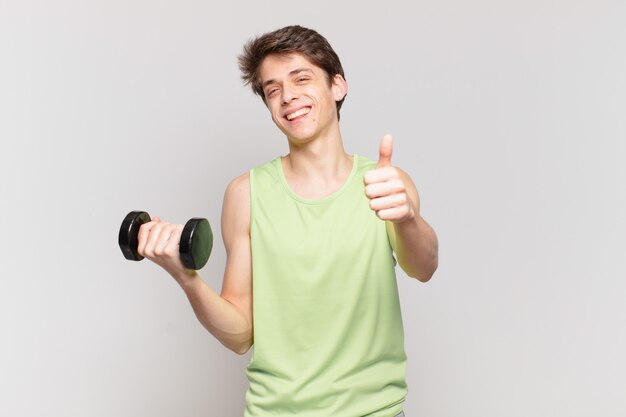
262, 68, 314, 90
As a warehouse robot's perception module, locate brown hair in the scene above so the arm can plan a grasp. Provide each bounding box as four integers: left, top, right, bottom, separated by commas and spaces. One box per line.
238, 25, 346, 119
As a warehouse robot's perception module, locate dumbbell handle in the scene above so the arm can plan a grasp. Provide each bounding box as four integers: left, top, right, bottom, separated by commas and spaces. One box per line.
118, 211, 213, 270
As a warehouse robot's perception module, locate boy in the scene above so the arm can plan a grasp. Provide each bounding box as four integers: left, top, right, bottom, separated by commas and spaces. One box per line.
137, 25, 438, 417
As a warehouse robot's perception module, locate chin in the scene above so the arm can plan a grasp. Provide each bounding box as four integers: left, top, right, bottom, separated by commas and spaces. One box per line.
287, 135, 315, 145
280, 127, 316, 143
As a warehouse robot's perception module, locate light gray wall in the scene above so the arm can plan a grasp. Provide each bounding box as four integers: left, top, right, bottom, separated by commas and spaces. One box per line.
1, 1, 625, 416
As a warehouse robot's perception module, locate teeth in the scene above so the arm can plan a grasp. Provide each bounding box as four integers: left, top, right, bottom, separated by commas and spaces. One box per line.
286, 107, 310, 120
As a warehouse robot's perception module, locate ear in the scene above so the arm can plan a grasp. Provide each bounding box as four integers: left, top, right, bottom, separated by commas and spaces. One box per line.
331, 74, 348, 101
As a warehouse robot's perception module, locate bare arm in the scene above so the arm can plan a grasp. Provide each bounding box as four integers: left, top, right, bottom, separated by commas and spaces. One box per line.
137, 173, 253, 354
385, 169, 438, 282
364, 134, 438, 282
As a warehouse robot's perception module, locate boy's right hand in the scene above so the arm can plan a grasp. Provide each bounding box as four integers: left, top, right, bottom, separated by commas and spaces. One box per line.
137, 217, 194, 280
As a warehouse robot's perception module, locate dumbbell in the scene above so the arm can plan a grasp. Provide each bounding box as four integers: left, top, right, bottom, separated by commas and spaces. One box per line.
118, 211, 213, 270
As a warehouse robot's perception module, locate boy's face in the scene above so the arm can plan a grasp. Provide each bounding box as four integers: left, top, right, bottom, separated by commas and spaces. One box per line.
258, 53, 347, 144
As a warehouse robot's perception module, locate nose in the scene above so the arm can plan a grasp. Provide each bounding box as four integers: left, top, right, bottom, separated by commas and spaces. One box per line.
281, 85, 299, 105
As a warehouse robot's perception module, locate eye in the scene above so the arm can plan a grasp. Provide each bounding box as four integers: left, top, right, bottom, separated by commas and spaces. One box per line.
296, 77, 309, 83
266, 88, 279, 97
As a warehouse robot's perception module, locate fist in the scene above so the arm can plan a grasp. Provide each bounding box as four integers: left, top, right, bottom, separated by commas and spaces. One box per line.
363, 134, 416, 223
137, 217, 187, 276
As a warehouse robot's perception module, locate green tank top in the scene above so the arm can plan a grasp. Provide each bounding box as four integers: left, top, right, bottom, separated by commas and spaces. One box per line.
245, 155, 407, 417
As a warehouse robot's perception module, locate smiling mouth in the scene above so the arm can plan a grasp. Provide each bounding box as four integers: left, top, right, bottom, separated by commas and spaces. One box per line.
285, 107, 311, 121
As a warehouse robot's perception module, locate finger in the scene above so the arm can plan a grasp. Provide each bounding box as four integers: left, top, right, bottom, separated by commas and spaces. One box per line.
164, 224, 184, 257
144, 222, 169, 257
137, 218, 160, 257
377, 134, 393, 168
363, 166, 399, 185
154, 224, 176, 255
364, 178, 405, 199
369, 193, 408, 212
376, 205, 411, 221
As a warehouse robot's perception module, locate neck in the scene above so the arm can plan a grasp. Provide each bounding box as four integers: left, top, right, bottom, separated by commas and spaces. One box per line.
283, 127, 351, 183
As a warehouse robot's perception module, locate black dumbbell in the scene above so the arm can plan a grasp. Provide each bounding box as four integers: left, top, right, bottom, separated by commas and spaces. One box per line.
118, 210, 213, 270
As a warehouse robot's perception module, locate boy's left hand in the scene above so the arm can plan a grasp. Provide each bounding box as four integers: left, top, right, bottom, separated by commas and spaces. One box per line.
363, 134, 418, 223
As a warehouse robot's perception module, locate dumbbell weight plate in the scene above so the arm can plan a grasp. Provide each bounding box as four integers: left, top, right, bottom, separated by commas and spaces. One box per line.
118, 211, 151, 261
179, 218, 213, 270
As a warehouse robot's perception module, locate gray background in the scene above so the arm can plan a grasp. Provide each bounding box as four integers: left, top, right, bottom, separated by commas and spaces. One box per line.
1, 0, 625, 416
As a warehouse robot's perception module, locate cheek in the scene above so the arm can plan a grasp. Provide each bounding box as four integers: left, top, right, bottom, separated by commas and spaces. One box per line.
272, 114, 285, 127
268, 105, 282, 122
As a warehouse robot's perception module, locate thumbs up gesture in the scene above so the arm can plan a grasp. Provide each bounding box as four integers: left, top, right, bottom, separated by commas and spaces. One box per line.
364, 134, 418, 223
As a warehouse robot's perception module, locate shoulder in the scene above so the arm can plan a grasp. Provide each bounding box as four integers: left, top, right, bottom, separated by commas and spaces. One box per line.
222, 172, 250, 232
356, 154, 377, 169
225, 171, 250, 196
249, 157, 282, 184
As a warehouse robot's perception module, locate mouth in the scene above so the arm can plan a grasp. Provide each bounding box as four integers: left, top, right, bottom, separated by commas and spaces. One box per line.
285, 107, 311, 121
